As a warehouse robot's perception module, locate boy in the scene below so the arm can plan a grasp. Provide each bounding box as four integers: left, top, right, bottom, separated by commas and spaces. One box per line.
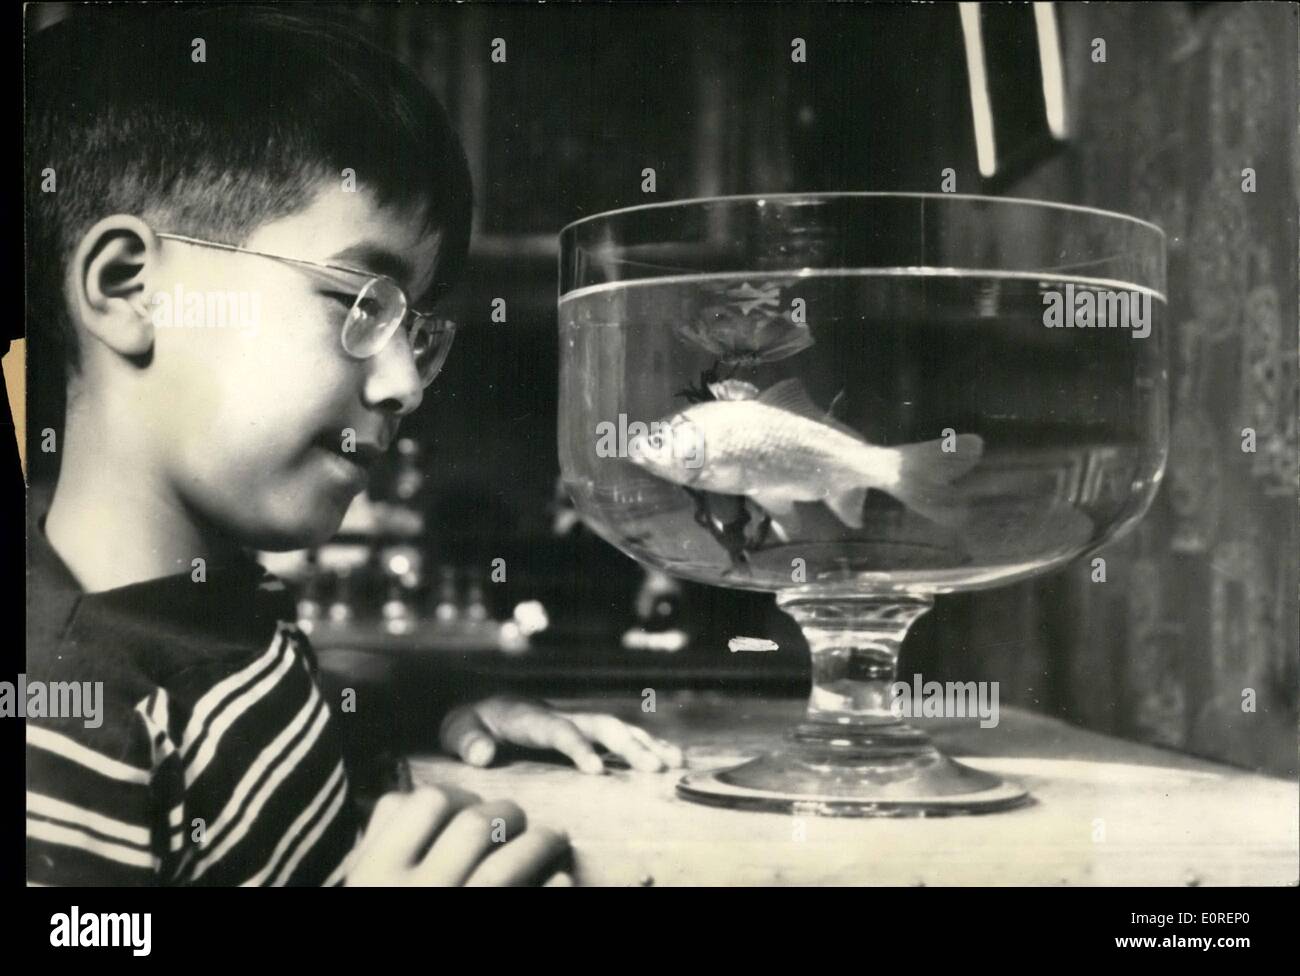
25, 5, 681, 886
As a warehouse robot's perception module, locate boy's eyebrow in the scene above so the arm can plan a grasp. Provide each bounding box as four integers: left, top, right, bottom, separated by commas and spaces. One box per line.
327, 243, 416, 290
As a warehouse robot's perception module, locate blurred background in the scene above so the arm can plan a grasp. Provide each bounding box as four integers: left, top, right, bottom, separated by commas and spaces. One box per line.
23, 2, 1297, 777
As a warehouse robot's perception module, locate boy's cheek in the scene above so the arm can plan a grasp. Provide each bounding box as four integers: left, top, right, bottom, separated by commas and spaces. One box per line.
183, 467, 353, 551
150, 314, 361, 544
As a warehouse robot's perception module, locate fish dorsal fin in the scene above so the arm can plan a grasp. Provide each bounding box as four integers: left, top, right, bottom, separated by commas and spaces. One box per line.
757, 379, 865, 440
757, 378, 824, 419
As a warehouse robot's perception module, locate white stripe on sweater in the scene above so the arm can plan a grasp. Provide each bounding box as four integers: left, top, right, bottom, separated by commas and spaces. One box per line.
272, 776, 348, 887
26, 725, 150, 784
27, 791, 151, 846
136, 688, 178, 771
184, 639, 296, 787
188, 691, 328, 881
27, 817, 158, 870
242, 761, 346, 887
180, 629, 287, 761
322, 831, 363, 887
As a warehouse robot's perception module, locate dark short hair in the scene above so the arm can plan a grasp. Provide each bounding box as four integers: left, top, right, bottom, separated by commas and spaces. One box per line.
25, 3, 473, 382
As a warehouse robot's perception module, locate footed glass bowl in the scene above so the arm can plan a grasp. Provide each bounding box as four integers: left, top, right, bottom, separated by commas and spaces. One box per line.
558, 193, 1167, 815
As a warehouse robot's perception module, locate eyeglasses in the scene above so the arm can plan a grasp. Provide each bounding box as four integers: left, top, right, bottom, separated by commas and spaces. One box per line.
154, 232, 456, 388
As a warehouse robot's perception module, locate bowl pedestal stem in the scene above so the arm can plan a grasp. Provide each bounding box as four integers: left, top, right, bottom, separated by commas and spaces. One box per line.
677, 593, 1030, 815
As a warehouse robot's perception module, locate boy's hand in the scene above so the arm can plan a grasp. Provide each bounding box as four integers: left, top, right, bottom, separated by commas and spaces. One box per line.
439, 696, 685, 774
346, 785, 572, 886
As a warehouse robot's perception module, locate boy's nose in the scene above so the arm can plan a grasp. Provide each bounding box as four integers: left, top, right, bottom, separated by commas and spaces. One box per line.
362, 327, 424, 416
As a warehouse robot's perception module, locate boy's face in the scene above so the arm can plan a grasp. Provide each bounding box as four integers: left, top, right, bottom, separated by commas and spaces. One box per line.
126, 186, 444, 550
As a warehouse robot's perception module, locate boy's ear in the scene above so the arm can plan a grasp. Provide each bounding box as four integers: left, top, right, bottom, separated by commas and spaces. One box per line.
67, 215, 160, 358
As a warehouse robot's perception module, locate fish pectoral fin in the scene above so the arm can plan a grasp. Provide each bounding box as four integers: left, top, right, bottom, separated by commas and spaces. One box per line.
751, 490, 795, 516
825, 485, 869, 529
770, 513, 802, 540
751, 491, 802, 537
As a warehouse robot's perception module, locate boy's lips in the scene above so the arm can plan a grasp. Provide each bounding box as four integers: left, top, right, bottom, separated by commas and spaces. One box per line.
311, 435, 387, 490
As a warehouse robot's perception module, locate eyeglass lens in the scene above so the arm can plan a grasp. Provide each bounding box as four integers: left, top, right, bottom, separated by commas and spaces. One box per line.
340, 278, 452, 386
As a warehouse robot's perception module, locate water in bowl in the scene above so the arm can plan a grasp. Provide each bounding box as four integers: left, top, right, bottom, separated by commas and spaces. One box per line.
559, 270, 1165, 594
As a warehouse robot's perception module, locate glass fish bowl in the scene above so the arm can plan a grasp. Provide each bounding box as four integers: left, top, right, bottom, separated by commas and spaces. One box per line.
558, 193, 1168, 815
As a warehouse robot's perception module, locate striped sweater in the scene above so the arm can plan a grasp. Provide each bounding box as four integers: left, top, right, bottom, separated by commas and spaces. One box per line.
26, 518, 361, 886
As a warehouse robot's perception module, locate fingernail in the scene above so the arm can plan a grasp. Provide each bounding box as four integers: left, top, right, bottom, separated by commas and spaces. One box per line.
462, 734, 495, 767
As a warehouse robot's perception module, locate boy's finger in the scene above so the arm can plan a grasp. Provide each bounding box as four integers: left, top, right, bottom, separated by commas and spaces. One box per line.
543, 871, 575, 887
413, 799, 528, 886
625, 725, 686, 767
353, 786, 477, 878
365, 790, 412, 834
568, 714, 665, 771
536, 715, 605, 774
439, 705, 498, 768
368, 782, 482, 830
465, 827, 572, 887
575, 714, 685, 767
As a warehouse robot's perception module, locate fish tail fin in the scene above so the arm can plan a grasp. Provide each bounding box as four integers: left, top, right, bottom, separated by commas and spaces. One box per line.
887, 434, 985, 526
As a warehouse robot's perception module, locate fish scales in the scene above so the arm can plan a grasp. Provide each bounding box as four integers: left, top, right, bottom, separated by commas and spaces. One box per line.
685, 401, 893, 496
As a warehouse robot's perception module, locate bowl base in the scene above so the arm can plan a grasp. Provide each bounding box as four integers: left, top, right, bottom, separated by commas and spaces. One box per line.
677, 741, 1031, 817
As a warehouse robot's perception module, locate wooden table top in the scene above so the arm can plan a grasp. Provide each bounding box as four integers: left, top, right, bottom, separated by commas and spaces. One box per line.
406, 692, 1299, 886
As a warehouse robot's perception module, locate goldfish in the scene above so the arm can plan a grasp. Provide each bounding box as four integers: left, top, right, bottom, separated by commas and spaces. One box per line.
627, 378, 984, 534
